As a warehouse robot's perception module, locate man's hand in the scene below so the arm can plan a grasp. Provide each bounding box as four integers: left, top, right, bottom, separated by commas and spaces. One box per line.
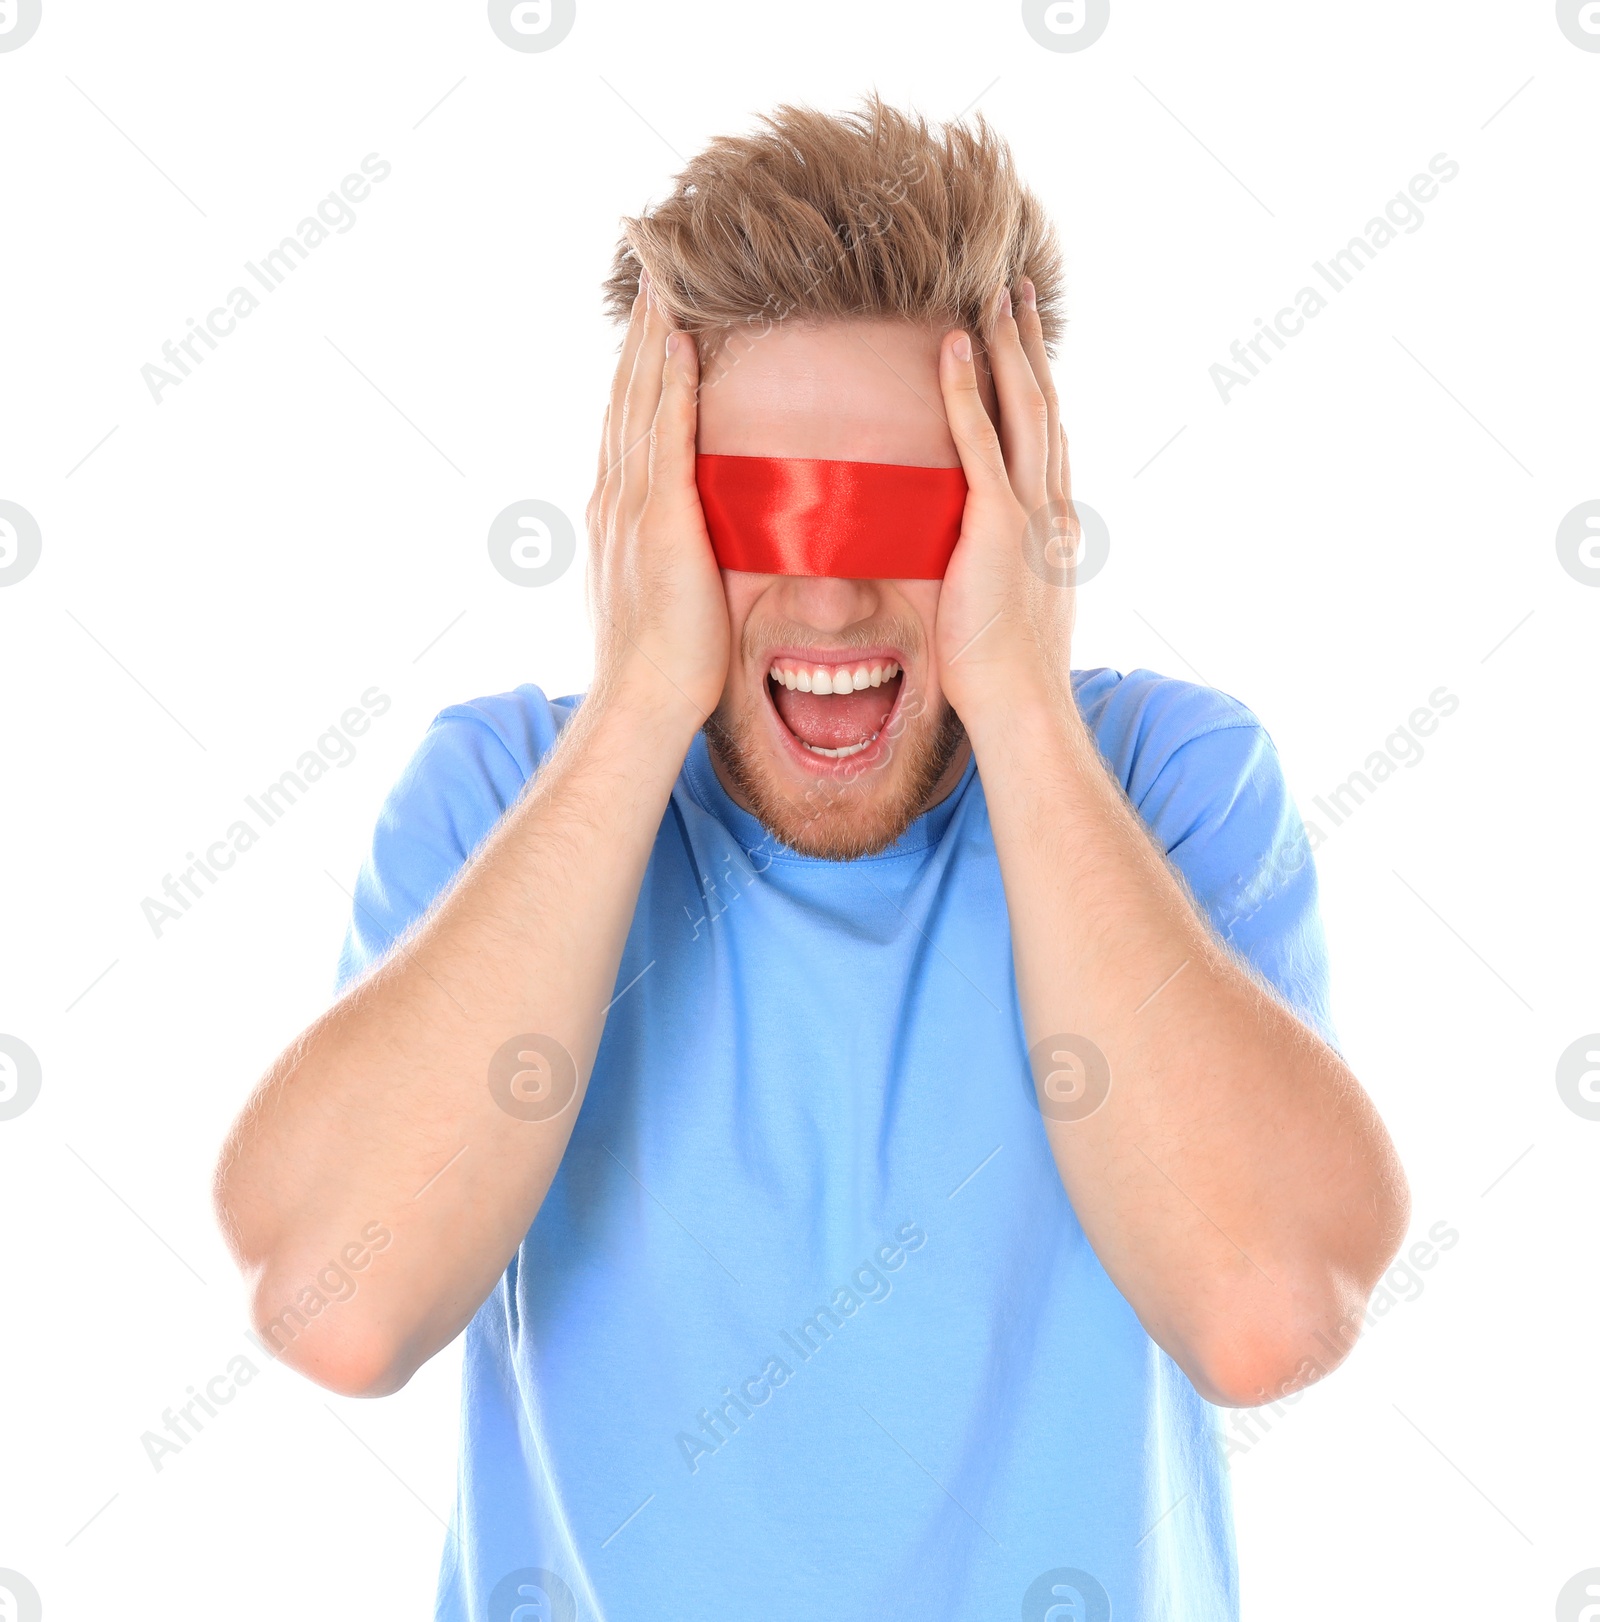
586, 274, 730, 727
934, 282, 1410, 1409
933, 280, 1079, 729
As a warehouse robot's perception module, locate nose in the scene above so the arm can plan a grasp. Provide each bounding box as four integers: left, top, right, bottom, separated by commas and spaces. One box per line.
773, 576, 882, 634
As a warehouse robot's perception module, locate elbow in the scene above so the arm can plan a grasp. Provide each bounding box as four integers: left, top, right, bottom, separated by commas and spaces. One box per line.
1177, 1138, 1413, 1408
1194, 1153, 1414, 1408
247, 1272, 415, 1399
1186, 1320, 1350, 1410
214, 1152, 416, 1398
1185, 1256, 1410, 1409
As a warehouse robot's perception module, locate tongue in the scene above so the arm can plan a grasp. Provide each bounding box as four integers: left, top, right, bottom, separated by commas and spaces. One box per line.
774, 675, 900, 749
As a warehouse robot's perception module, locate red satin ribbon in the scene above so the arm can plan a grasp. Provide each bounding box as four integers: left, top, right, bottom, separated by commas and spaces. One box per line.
695, 454, 968, 579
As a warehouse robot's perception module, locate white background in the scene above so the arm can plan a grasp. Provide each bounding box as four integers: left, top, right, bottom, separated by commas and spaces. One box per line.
1, 2, 1595, 1617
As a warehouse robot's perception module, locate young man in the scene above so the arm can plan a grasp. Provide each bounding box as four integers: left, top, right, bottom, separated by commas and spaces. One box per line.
214, 101, 1408, 1621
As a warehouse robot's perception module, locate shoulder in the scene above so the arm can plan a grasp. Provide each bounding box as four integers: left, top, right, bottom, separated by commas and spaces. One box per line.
334, 685, 583, 990
364, 682, 586, 884
380, 684, 585, 831
1072, 666, 1270, 807
1072, 667, 1335, 1041
419, 684, 584, 784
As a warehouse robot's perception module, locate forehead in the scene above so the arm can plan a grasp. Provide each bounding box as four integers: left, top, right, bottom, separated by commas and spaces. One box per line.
696, 318, 961, 468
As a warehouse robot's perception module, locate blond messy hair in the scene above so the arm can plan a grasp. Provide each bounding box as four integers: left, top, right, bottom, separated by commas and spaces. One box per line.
601, 96, 1065, 358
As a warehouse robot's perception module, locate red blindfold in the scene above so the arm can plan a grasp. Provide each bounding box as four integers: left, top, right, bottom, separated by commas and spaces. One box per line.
695, 454, 968, 580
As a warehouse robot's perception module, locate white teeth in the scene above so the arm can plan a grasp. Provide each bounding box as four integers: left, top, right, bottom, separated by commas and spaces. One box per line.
767, 658, 903, 691
802, 736, 874, 759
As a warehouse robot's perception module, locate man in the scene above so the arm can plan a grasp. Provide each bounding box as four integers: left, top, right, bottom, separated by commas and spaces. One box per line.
214, 100, 1408, 1620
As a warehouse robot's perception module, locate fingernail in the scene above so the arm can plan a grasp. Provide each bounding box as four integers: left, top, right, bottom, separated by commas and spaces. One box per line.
953, 332, 972, 363
665, 332, 679, 357
998, 285, 1012, 318
1021, 278, 1037, 308
640, 268, 652, 292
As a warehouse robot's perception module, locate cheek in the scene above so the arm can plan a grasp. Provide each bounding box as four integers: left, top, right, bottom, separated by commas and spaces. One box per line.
720, 571, 767, 693
898, 580, 944, 675
721, 571, 756, 643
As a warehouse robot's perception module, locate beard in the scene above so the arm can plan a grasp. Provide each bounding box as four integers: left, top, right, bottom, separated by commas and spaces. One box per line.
704, 626, 968, 862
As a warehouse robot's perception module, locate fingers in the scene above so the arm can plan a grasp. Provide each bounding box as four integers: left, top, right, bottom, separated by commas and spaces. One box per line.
647, 330, 701, 498
938, 329, 1008, 495
604, 272, 652, 481
594, 400, 612, 491
1014, 278, 1065, 499
620, 287, 672, 510
986, 284, 1050, 501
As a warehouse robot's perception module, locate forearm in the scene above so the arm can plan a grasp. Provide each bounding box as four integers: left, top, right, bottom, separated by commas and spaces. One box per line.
214, 680, 699, 1395
970, 688, 1409, 1405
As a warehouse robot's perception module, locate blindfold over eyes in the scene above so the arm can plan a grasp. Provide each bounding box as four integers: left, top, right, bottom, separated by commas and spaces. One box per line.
695, 454, 969, 580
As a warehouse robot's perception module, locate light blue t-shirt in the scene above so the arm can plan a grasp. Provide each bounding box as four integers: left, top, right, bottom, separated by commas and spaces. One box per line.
336, 668, 1334, 1622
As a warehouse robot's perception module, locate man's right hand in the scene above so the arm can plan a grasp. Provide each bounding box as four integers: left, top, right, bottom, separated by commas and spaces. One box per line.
586, 273, 730, 727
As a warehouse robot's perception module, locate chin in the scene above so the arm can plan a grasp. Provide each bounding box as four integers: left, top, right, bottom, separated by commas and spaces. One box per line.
705, 655, 967, 861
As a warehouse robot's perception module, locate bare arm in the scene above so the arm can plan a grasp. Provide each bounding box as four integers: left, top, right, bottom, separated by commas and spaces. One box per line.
934, 284, 1410, 1408
213, 284, 724, 1396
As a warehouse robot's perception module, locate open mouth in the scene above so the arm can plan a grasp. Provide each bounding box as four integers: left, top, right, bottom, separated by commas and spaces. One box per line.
765, 653, 905, 762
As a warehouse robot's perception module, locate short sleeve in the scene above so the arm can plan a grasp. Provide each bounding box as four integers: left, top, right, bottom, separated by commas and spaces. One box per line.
1076, 668, 1337, 1050
333, 687, 574, 993
1138, 720, 1336, 1050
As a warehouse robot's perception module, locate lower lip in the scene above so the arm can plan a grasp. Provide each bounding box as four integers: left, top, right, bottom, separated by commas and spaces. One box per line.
762, 671, 907, 777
